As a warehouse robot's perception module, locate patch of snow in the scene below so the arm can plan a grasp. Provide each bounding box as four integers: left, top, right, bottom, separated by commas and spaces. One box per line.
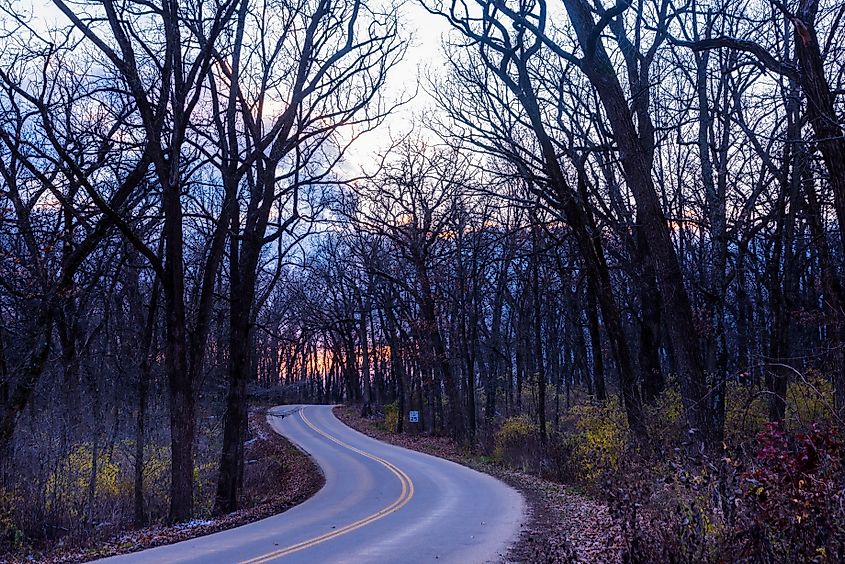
174, 519, 215, 530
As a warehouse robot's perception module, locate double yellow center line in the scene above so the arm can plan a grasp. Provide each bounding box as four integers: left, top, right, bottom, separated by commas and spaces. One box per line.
239, 408, 415, 563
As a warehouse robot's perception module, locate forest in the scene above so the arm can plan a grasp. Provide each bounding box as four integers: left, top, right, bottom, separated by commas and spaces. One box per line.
1, 0, 844, 560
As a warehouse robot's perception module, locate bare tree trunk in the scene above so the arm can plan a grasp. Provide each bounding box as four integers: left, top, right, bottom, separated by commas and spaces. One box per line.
531, 228, 546, 446
792, 0, 845, 255
133, 275, 159, 527
767, 87, 802, 422
357, 291, 372, 415
636, 227, 665, 403
586, 282, 606, 402
370, 308, 385, 407
486, 261, 509, 421
416, 261, 465, 441
802, 169, 845, 414
792, 0, 845, 413
382, 302, 409, 433
562, 0, 715, 444
162, 169, 195, 523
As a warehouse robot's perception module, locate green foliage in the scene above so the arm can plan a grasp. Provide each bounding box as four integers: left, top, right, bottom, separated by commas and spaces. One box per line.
785, 371, 835, 428
493, 416, 539, 470
383, 401, 399, 433
567, 402, 628, 480
46, 443, 126, 516
724, 382, 768, 441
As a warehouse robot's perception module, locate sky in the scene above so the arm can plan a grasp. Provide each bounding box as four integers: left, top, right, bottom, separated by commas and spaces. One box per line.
342, 2, 452, 170
5, 0, 452, 173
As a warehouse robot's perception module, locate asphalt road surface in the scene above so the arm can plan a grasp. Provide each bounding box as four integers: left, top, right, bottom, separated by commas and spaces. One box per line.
101, 404, 524, 563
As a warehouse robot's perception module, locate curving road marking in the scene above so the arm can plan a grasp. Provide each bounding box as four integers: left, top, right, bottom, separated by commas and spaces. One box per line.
238, 407, 415, 564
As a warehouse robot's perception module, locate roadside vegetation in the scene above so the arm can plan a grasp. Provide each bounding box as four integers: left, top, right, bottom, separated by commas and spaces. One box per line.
2, 0, 845, 561
342, 384, 843, 562
2, 411, 323, 562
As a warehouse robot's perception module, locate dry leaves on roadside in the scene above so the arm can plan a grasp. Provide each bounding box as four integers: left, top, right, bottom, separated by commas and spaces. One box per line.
334, 405, 622, 563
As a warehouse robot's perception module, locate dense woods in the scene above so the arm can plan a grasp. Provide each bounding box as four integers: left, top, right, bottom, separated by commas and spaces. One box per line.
1, 0, 844, 560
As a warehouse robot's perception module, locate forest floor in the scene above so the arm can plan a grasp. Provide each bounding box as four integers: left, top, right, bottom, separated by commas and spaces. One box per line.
334, 405, 623, 563
12, 410, 324, 564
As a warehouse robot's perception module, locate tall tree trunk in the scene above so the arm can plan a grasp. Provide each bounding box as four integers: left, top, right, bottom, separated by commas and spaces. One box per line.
802, 169, 845, 414
562, 0, 715, 444
382, 303, 409, 433
163, 173, 194, 523
506, 54, 643, 435
133, 275, 159, 527
531, 229, 546, 446
791, 0, 845, 413
416, 261, 465, 441
636, 227, 665, 403
357, 290, 372, 415
486, 262, 509, 421
792, 0, 845, 257
767, 88, 802, 422
695, 40, 730, 432
586, 282, 606, 402
215, 204, 252, 515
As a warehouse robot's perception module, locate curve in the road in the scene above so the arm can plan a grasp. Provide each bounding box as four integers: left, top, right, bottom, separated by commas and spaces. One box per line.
98, 404, 524, 564
239, 408, 415, 563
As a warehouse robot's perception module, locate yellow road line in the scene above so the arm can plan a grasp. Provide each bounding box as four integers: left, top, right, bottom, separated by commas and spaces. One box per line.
239, 407, 415, 564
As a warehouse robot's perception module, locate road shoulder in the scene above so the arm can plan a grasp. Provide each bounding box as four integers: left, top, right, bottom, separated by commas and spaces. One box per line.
333, 405, 622, 563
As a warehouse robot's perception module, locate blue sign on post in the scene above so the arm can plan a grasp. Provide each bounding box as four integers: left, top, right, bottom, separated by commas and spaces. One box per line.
409, 410, 419, 423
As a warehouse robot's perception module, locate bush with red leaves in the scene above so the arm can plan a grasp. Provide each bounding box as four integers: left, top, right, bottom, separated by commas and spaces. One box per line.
738, 422, 845, 561
602, 422, 845, 563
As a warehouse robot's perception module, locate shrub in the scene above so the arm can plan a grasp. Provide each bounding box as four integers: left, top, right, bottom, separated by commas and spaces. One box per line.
567, 402, 628, 480
651, 387, 683, 424
46, 443, 126, 518
0, 490, 26, 554
603, 421, 845, 563
603, 448, 741, 563
494, 416, 541, 471
738, 422, 845, 561
724, 382, 768, 442
543, 431, 578, 482
382, 401, 399, 433
785, 371, 835, 429
643, 387, 685, 453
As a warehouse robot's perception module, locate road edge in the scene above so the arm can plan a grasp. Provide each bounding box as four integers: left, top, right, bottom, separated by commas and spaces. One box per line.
331, 405, 534, 563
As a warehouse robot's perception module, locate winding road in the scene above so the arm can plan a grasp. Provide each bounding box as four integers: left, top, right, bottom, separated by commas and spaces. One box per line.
101, 405, 524, 563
